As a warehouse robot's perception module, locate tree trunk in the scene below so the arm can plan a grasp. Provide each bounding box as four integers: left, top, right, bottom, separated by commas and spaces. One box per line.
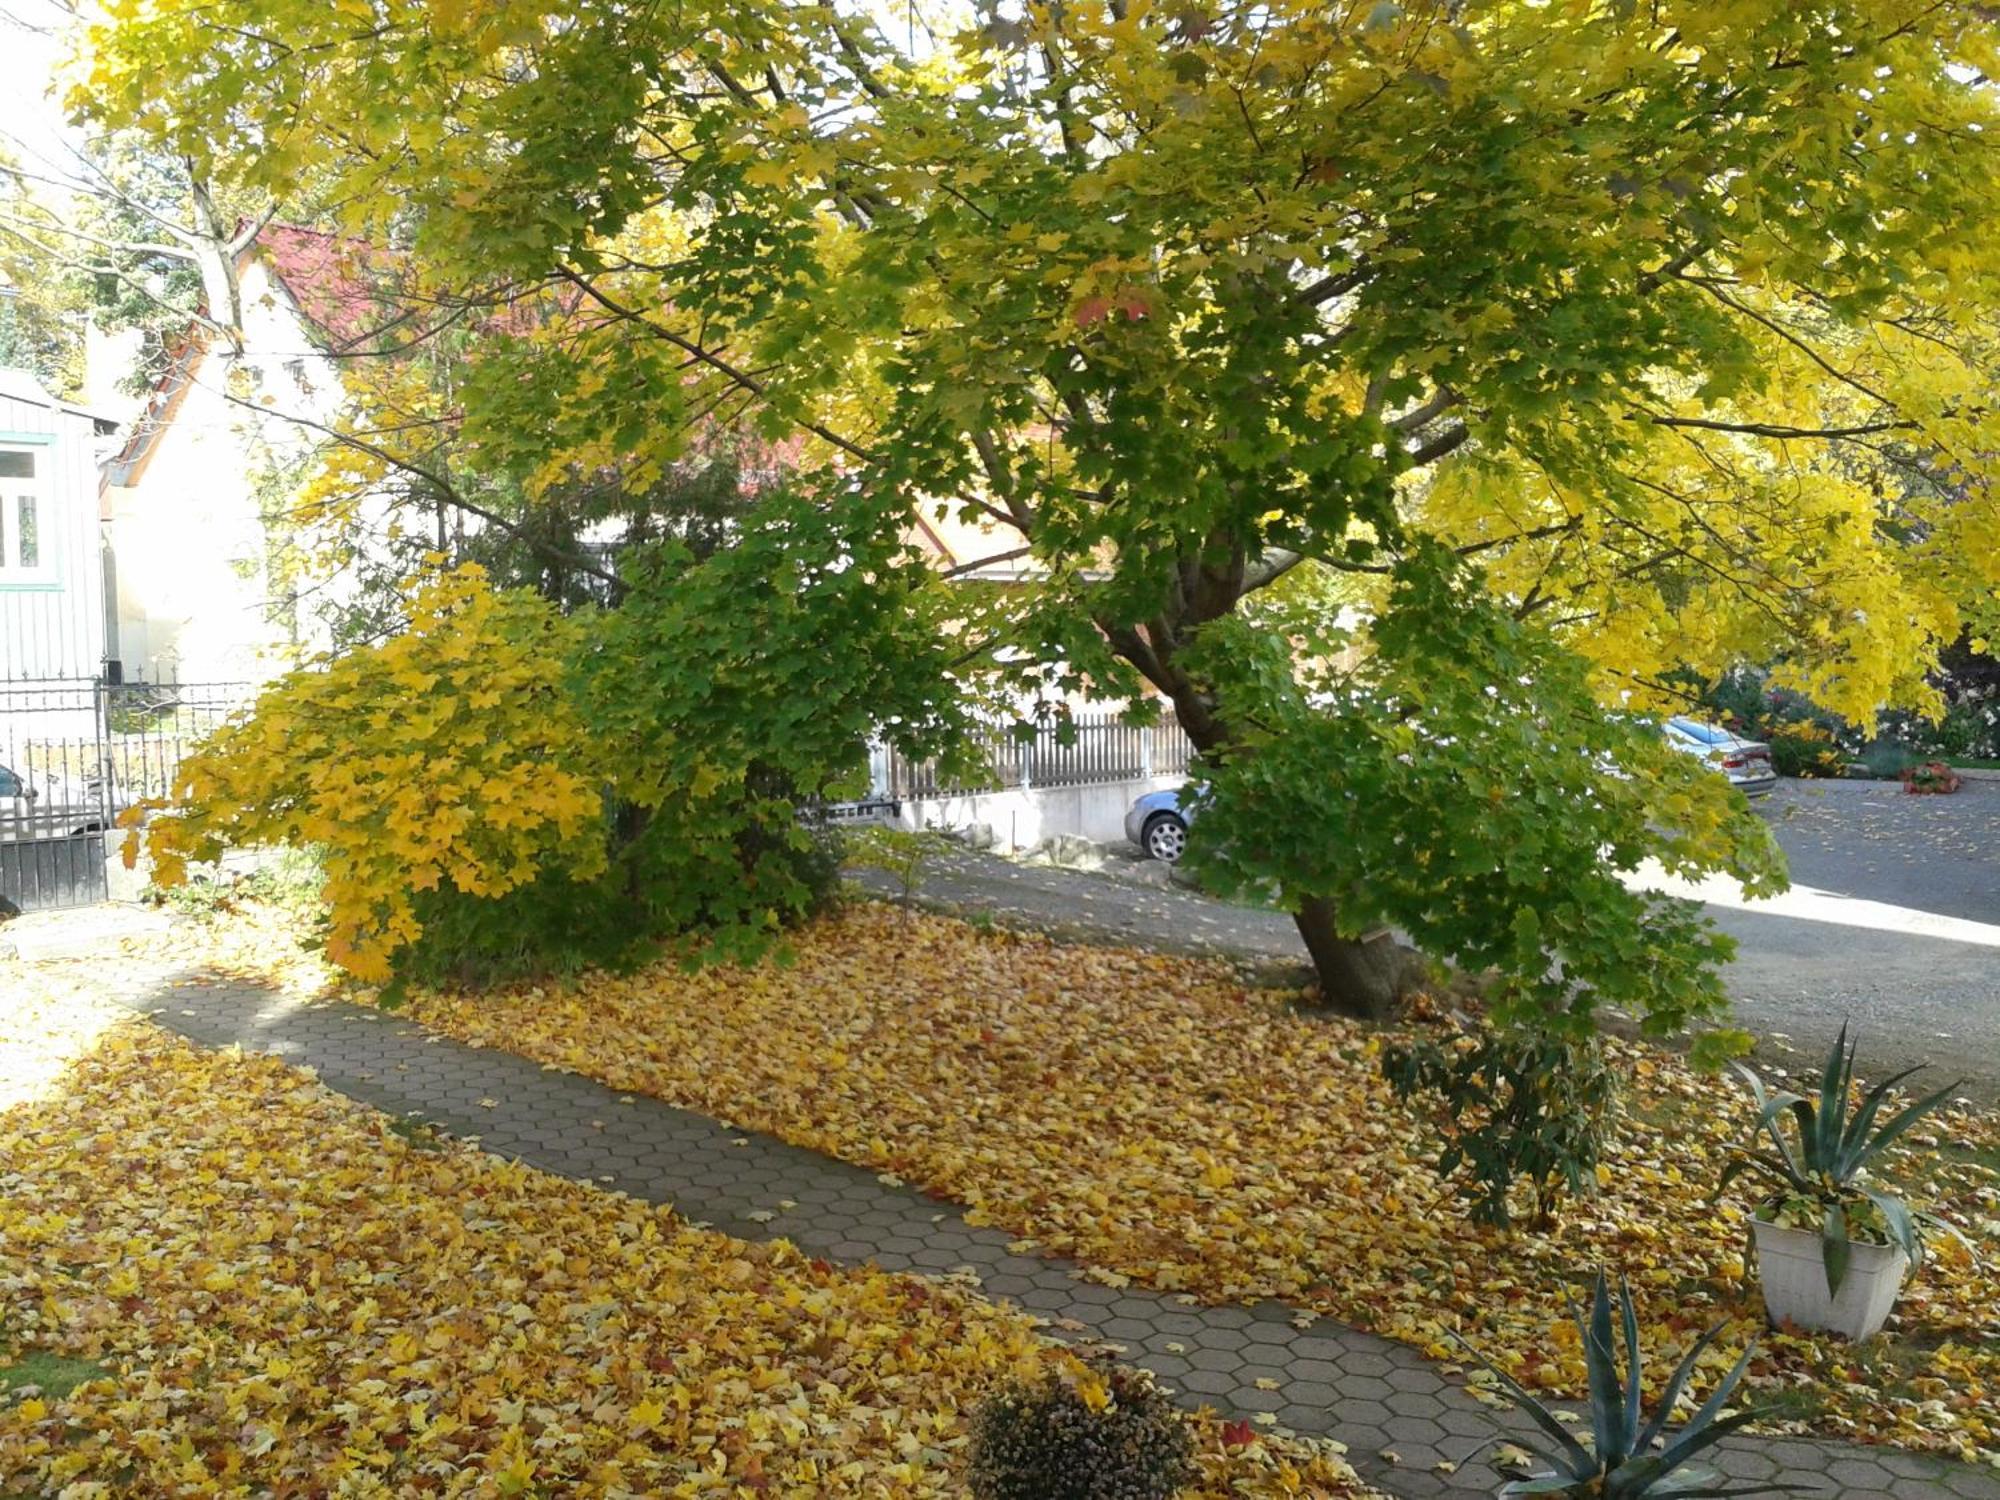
1291, 895, 1422, 1020
1135, 657, 1422, 1019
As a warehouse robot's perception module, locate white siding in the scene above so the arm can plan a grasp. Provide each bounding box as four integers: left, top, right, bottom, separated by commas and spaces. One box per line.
0, 376, 107, 683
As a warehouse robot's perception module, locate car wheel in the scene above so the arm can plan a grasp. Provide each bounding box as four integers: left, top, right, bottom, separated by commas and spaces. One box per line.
1142, 812, 1188, 863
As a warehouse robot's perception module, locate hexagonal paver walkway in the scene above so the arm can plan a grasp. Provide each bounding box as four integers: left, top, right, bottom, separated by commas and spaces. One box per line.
98, 963, 2000, 1500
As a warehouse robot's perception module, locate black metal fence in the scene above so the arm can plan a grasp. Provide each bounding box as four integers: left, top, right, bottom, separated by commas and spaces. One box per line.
882, 708, 1195, 800
95, 680, 254, 802
0, 676, 249, 912
1, 679, 108, 911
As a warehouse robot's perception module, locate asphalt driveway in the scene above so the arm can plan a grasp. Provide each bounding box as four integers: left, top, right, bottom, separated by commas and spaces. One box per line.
855, 775, 2000, 1101
1658, 776, 2000, 1099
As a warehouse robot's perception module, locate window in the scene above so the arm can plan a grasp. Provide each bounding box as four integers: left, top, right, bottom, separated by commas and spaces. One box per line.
0, 447, 47, 579
1667, 717, 1732, 746
0, 766, 23, 798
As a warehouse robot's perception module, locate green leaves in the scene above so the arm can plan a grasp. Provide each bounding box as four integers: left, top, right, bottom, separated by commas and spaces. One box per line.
1184, 549, 1780, 1040
1384, 1024, 1620, 1229
561, 484, 975, 969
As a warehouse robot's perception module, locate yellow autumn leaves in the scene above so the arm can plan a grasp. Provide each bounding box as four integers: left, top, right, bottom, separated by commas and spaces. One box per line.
125, 566, 606, 980
0, 1015, 1377, 1498
398, 904, 2000, 1463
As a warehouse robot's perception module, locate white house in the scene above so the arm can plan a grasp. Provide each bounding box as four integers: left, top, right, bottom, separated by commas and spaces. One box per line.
97, 227, 374, 685
0, 368, 118, 687
0, 369, 121, 911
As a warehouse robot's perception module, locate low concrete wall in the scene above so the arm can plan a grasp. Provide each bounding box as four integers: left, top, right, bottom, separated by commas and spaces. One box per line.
891, 774, 1185, 850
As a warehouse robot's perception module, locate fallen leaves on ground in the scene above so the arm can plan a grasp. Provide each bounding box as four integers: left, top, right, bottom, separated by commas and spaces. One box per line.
387, 904, 2000, 1464
0, 1016, 1377, 1497
0, 949, 130, 1112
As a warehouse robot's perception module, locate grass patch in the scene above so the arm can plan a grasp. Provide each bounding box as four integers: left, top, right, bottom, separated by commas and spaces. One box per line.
0, 1350, 111, 1400
1747, 1379, 1834, 1428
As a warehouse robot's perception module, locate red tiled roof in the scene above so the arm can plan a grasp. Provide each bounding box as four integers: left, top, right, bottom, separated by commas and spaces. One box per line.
257, 224, 407, 353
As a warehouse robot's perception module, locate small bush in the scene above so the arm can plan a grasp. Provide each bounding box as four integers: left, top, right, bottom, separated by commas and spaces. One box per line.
845, 826, 954, 913
1383, 1023, 1620, 1229
393, 864, 658, 990
144, 847, 326, 921
1858, 739, 1920, 780
967, 1360, 1194, 1500
393, 814, 847, 991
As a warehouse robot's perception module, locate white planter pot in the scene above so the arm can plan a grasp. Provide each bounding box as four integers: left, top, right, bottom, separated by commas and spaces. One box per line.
1752, 1217, 1908, 1340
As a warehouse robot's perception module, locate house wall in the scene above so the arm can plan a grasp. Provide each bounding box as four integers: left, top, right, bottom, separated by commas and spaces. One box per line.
890, 773, 1186, 850
0, 373, 107, 686
103, 259, 341, 686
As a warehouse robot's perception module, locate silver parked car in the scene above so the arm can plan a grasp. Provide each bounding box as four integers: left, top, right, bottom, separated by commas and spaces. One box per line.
1662, 717, 1777, 796
0, 762, 123, 841
1125, 787, 1193, 863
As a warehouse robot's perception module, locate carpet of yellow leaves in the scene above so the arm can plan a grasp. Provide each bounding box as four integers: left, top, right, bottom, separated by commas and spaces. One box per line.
395, 905, 2000, 1465
0, 1011, 1376, 1497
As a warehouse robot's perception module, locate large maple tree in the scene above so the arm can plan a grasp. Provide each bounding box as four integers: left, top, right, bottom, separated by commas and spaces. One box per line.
83, 0, 2000, 1026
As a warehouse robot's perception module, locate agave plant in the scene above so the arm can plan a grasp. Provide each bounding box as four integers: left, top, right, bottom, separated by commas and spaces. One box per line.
1721, 1025, 1965, 1294
1458, 1273, 1808, 1497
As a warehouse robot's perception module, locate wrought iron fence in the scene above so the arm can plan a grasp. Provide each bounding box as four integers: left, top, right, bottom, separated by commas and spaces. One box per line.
881, 708, 1195, 800
0, 676, 252, 912
0, 678, 108, 910
95, 680, 254, 802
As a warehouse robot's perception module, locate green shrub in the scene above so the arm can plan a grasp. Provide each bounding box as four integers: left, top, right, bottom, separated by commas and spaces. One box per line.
554, 491, 973, 978
1857, 740, 1920, 780
393, 813, 847, 991
1765, 725, 1844, 779
1383, 1024, 1620, 1229
968, 1361, 1193, 1500
393, 864, 658, 990
134, 489, 970, 988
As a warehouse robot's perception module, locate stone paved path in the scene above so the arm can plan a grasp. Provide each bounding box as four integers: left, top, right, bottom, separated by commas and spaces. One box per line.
92, 960, 2000, 1500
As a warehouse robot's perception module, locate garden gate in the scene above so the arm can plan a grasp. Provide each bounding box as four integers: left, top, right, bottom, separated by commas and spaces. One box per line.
0, 677, 246, 913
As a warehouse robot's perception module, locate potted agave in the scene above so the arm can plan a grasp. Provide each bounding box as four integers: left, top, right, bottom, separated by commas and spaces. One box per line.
1721, 1027, 1967, 1340
1458, 1272, 1806, 1497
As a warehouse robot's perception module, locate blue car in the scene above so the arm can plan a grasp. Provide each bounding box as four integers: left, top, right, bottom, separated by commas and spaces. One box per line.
1125, 787, 1192, 863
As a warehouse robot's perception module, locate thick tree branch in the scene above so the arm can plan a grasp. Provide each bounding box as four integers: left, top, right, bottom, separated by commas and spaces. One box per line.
1642, 413, 1913, 439
1389, 386, 1459, 435
1241, 547, 1307, 592
1295, 265, 1370, 307
941, 546, 1034, 578
1407, 422, 1471, 465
